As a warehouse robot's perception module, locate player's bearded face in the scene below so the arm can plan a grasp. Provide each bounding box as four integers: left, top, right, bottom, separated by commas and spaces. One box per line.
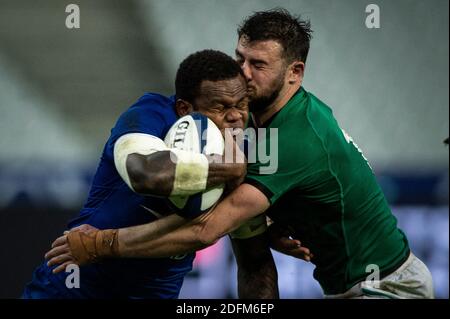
236, 37, 288, 113
248, 67, 286, 113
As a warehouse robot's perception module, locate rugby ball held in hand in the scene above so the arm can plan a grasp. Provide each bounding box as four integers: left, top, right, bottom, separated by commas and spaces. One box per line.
164, 112, 224, 217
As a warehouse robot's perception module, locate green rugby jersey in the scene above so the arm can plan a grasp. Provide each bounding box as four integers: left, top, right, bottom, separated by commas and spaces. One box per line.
245, 87, 410, 295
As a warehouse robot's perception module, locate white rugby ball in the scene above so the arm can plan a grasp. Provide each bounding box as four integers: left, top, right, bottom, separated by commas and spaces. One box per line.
164, 112, 224, 217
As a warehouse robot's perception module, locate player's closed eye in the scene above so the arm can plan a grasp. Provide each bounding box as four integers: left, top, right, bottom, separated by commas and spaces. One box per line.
237, 102, 248, 110
211, 105, 225, 112
253, 64, 265, 70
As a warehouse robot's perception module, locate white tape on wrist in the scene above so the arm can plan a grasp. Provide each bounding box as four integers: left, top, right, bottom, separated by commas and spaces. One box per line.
170, 149, 209, 196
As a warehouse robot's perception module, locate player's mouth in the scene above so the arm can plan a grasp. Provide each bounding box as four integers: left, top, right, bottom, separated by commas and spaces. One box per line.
226, 122, 245, 129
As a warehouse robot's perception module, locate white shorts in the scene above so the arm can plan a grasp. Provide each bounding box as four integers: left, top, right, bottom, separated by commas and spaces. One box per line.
325, 252, 435, 299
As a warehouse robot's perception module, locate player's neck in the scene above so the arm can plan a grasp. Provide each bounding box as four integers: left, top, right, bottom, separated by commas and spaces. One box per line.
254, 82, 301, 127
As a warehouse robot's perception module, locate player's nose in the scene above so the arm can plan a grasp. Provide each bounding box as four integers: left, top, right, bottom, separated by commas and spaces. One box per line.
226, 109, 243, 125
241, 62, 252, 81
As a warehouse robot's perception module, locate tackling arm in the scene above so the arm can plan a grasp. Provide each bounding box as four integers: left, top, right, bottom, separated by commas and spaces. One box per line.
45, 183, 270, 271
117, 183, 270, 257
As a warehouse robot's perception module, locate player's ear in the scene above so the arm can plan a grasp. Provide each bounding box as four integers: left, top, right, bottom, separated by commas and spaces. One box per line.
175, 99, 194, 117
288, 61, 305, 84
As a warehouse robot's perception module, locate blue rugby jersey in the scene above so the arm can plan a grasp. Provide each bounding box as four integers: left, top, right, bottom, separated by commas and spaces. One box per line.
23, 93, 195, 299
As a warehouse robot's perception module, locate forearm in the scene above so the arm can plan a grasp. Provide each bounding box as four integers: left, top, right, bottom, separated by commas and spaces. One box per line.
116, 186, 261, 258
118, 216, 210, 258
114, 132, 246, 197
57, 184, 269, 266
127, 152, 244, 197
52, 213, 211, 269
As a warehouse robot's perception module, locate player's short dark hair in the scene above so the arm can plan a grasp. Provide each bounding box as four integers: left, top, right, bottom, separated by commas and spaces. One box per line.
238, 8, 313, 63
175, 50, 244, 103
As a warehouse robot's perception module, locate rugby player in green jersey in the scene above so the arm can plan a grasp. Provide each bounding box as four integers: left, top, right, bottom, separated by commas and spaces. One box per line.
46, 9, 434, 299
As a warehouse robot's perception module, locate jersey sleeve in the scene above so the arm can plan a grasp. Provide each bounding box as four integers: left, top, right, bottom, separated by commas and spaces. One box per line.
104, 94, 176, 161
245, 163, 291, 205
111, 104, 168, 143
244, 122, 328, 205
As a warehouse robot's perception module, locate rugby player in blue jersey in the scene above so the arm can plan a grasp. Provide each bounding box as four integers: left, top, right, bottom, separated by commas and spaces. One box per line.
46, 9, 433, 299
23, 50, 279, 299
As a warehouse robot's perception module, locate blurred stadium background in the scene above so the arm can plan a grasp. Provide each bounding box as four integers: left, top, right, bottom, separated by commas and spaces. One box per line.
0, 0, 448, 298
